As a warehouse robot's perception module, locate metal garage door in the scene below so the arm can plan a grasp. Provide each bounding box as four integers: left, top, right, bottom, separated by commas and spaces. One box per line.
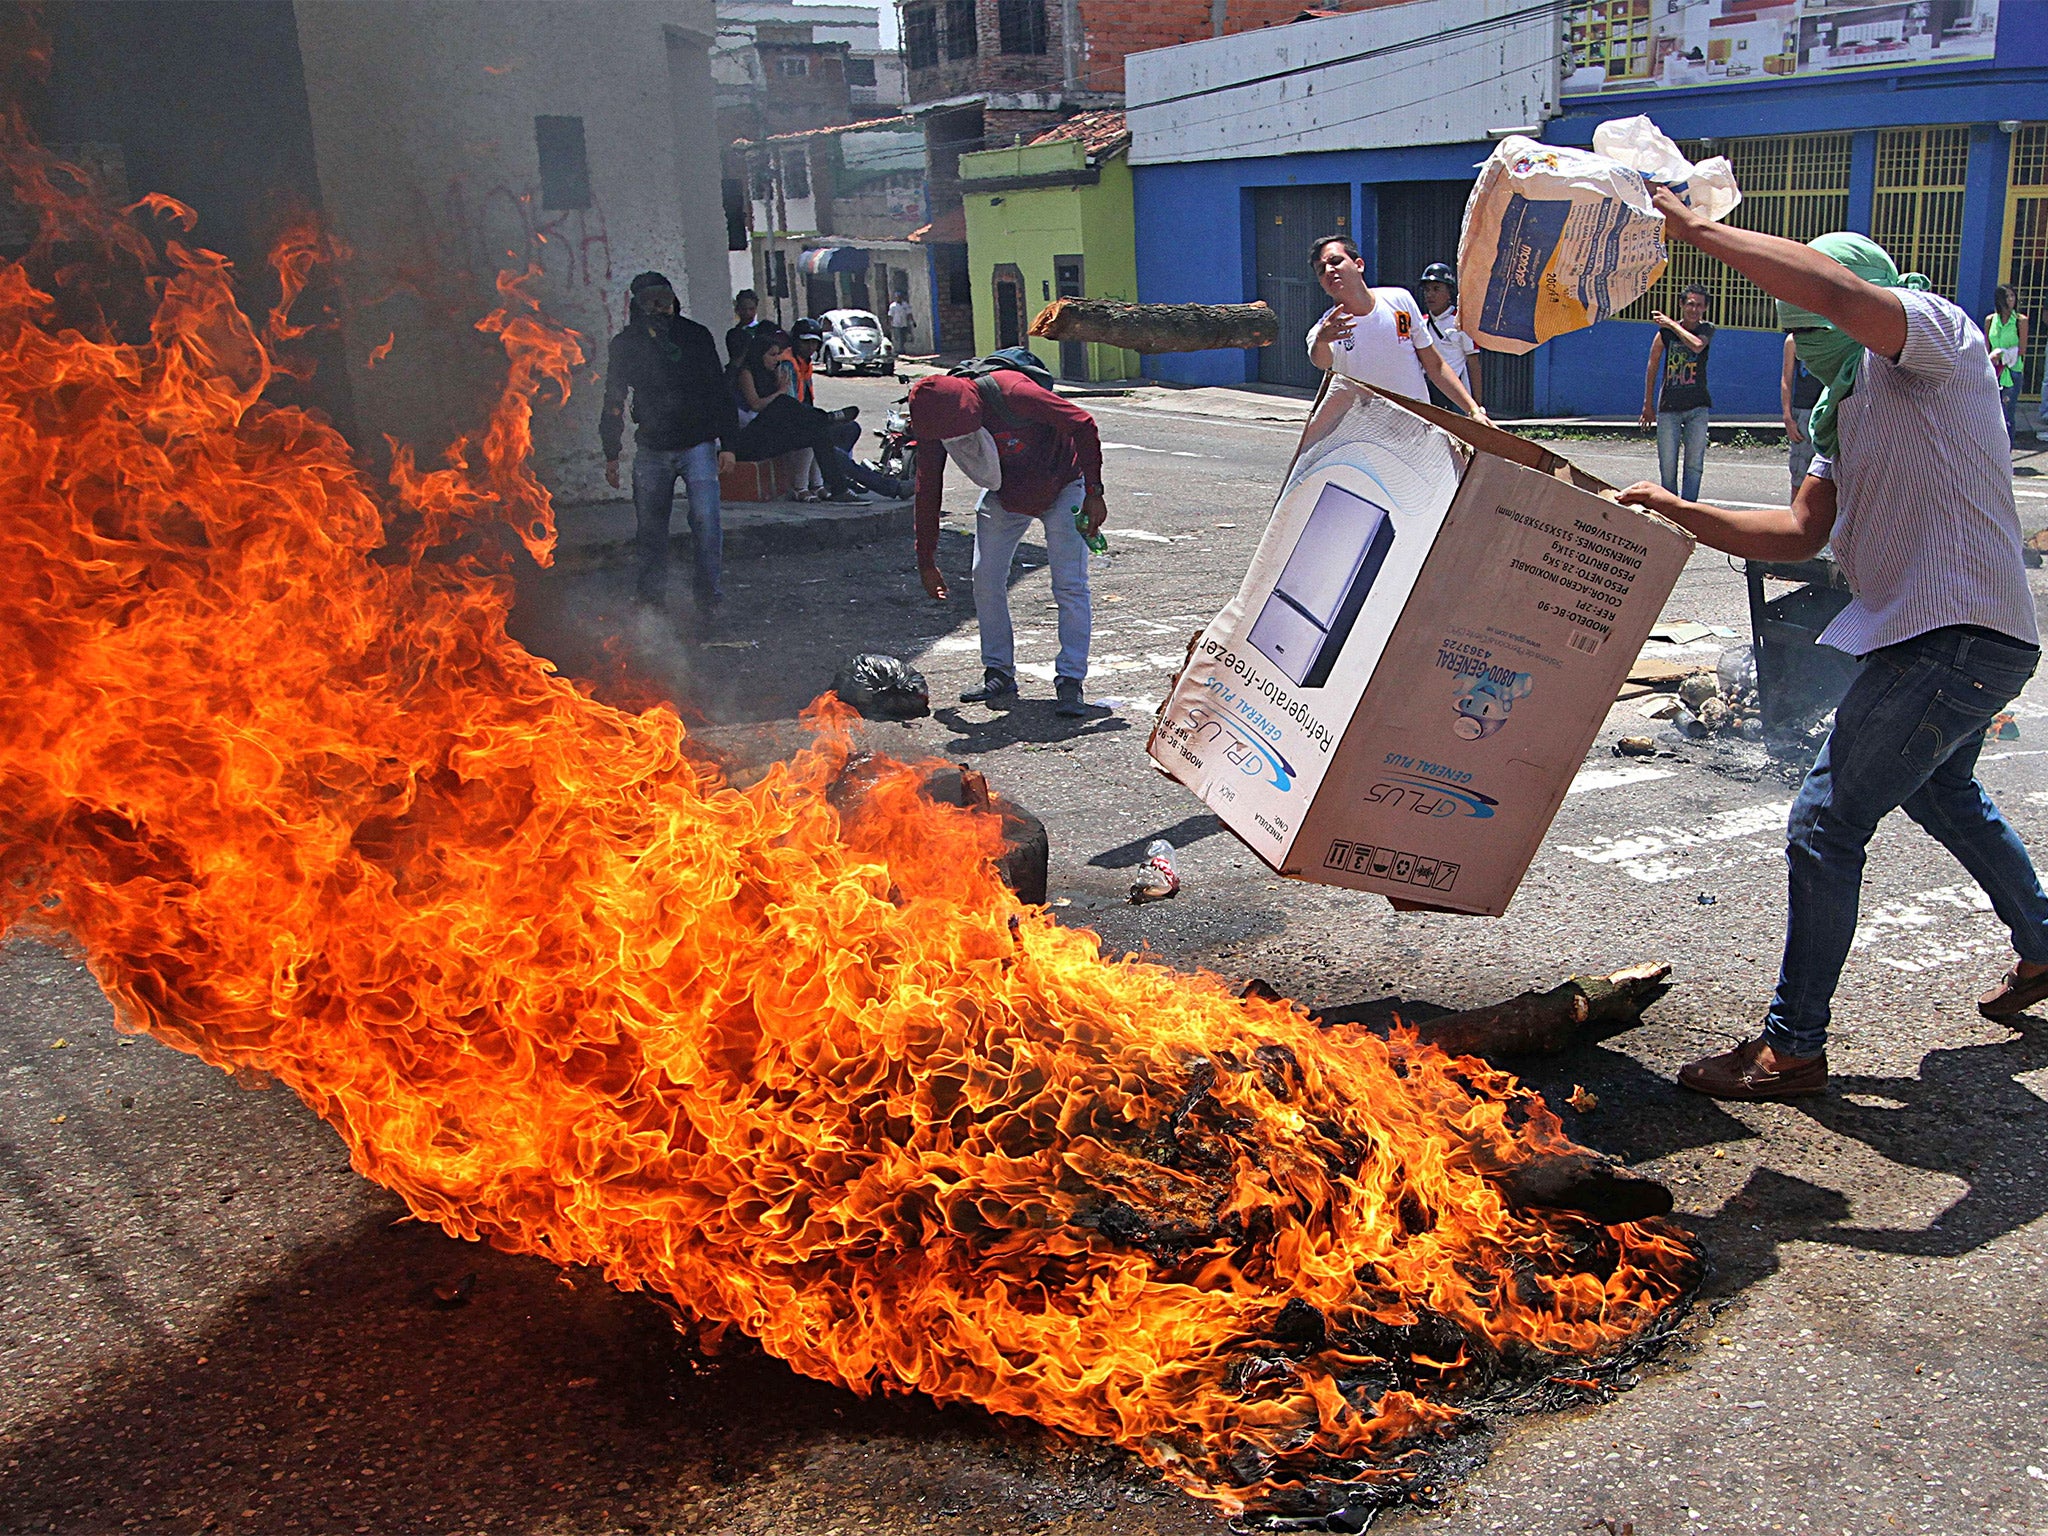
1375, 179, 1532, 418
1253, 184, 1351, 389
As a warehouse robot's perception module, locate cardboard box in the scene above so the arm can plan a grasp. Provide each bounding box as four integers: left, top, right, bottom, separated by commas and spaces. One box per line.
1145, 378, 1693, 917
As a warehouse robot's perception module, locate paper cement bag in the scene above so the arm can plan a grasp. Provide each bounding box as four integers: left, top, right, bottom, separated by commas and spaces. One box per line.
1458, 116, 1740, 356
1145, 378, 1693, 917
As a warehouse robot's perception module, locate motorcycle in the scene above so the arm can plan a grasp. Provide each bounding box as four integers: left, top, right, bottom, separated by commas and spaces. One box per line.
873, 394, 911, 483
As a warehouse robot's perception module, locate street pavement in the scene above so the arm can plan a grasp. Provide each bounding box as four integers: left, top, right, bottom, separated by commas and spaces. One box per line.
6, 374, 2048, 1536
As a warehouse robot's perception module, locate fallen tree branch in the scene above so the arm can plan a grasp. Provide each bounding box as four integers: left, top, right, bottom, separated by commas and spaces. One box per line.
1412, 963, 1673, 1059
1029, 298, 1279, 354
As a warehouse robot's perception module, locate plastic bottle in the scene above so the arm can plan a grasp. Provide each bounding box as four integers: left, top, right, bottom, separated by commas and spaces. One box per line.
1074, 507, 1108, 556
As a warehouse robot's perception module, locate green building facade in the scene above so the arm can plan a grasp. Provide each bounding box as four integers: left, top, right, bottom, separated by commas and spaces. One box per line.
958, 113, 1138, 384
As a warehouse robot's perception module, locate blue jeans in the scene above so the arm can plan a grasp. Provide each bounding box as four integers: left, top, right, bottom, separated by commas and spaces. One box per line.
972, 479, 1090, 683
2002, 382, 2020, 442
1657, 405, 1710, 502
632, 442, 722, 606
1763, 626, 2048, 1058
1788, 406, 1816, 491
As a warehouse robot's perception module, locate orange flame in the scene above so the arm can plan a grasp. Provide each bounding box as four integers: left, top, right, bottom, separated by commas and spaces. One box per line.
0, 152, 1699, 1515
366, 329, 395, 368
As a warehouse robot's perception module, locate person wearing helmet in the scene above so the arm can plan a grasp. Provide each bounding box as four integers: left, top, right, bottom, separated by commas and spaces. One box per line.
1416, 262, 1483, 417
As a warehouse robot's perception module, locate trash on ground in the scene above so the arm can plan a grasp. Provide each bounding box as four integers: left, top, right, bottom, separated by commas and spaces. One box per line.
430, 1272, 476, 1308
1615, 736, 1657, 756
1129, 838, 1181, 903
1667, 643, 1765, 740
1988, 712, 2020, 741
1459, 116, 1739, 354
1567, 1084, 1600, 1114
831, 653, 931, 719
1650, 620, 1715, 645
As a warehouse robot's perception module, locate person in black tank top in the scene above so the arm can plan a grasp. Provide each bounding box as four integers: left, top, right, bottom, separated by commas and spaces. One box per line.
1639, 283, 1715, 501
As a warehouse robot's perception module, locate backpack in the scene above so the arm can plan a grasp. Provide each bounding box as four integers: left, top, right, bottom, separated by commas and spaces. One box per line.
948, 347, 1057, 395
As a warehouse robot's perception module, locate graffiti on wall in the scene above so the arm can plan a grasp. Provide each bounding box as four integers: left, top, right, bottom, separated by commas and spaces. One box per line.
399, 175, 617, 331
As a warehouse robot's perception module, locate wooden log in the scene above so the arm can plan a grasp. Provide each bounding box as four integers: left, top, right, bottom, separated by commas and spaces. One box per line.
1029, 297, 1279, 354
1270, 963, 1672, 1061
1412, 963, 1672, 1059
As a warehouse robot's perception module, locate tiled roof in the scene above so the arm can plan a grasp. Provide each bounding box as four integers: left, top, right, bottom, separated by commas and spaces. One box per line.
736, 114, 917, 148
1028, 109, 1129, 158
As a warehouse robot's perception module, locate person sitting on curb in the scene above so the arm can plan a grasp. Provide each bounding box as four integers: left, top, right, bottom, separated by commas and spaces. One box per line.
599, 271, 735, 616
909, 369, 1106, 717
1307, 236, 1488, 421
729, 330, 864, 504
789, 319, 908, 500
1618, 200, 2048, 1102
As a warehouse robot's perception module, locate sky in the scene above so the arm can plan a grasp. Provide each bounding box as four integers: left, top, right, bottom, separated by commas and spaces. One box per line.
790, 0, 899, 52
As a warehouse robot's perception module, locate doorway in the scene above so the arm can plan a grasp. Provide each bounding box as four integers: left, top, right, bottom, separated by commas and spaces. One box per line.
1053, 255, 1086, 379
1374, 179, 1533, 417
1253, 184, 1350, 388
992, 262, 1026, 350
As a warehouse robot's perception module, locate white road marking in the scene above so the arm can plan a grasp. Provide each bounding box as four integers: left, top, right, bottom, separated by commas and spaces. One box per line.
1556, 798, 1791, 883
1568, 763, 1678, 795
1113, 528, 1182, 543
1101, 441, 1215, 459
1852, 881, 2009, 973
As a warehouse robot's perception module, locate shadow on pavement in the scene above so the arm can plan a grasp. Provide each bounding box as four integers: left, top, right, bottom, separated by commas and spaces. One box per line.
0, 1201, 1153, 1534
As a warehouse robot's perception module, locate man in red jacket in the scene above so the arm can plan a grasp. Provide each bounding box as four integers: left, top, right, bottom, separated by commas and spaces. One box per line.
911, 371, 1108, 716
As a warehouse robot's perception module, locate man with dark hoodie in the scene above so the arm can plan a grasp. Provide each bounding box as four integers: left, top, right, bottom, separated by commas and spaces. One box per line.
600, 272, 737, 615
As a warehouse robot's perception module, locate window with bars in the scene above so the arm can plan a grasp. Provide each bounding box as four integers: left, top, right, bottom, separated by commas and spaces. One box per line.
1622, 133, 1853, 330
944, 0, 978, 58
904, 4, 938, 68
998, 0, 1047, 54
2003, 123, 2047, 399
1871, 127, 1970, 299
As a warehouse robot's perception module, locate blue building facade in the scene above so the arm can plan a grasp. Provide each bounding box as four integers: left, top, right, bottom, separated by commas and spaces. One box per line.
1132, 4, 2048, 418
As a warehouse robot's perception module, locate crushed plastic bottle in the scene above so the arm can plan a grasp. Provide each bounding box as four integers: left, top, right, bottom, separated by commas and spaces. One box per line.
1074, 506, 1109, 557
1128, 839, 1181, 904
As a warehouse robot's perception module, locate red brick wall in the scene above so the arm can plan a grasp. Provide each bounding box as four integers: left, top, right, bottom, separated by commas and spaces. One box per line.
1074, 0, 1337, 92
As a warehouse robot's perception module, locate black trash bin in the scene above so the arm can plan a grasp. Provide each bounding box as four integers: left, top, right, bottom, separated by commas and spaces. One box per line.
1744, 555, 1859, 736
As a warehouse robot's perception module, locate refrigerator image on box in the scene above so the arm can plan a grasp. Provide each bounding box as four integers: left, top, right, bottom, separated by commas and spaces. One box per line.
1245, 480, 1398, 689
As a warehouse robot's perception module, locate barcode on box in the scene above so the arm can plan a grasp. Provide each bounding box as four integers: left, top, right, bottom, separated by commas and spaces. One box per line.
1566, 629, 1601, 656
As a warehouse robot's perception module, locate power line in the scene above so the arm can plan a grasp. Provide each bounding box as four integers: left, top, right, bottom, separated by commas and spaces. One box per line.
1137, 20, 1545, 143
1132, 0, 1564, 111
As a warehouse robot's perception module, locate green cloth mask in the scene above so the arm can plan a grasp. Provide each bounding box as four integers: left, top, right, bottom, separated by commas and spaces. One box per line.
1774, 232, 1929, 457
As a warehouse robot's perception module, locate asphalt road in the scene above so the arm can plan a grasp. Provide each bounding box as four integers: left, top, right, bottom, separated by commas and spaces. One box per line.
6, 377, 2048, 1536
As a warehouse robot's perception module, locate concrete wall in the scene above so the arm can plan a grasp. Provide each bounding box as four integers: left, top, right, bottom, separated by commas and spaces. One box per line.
960, 140, 1138, 380
1127, 0, 1557, 165
293, 0, 728, 501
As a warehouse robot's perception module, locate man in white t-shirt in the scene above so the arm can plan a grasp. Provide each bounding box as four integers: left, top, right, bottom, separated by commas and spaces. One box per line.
1416, 261, 1483, 411
1306, 236, 1488, 421
887, 295, 916, 355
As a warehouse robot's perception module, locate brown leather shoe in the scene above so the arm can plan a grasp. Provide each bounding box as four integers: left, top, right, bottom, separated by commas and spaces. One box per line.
1677, 1037, 1827, 1101
1978, 965, 2048, 1018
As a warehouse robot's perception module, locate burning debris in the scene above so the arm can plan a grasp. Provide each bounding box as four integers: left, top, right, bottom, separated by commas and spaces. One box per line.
0, 142, 1701, 1521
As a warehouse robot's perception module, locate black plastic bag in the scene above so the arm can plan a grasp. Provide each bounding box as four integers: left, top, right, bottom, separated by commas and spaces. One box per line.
833, 653, 930, 720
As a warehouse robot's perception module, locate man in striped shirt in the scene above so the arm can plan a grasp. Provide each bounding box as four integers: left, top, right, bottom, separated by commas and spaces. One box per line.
1618, 196, 2047, 1101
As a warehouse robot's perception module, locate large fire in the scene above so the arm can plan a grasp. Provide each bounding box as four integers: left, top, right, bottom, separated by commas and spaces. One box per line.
0, 142, 1700, 1518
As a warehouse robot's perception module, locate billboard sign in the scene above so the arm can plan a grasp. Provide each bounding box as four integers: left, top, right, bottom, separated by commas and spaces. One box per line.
1563, 0, 2000, 97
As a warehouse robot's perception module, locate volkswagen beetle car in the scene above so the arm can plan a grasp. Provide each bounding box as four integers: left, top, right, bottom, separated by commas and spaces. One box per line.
818, 309, 896, 376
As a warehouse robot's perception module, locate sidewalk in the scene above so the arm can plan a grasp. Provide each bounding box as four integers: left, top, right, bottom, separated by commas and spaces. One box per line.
547, 493, 915, 568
